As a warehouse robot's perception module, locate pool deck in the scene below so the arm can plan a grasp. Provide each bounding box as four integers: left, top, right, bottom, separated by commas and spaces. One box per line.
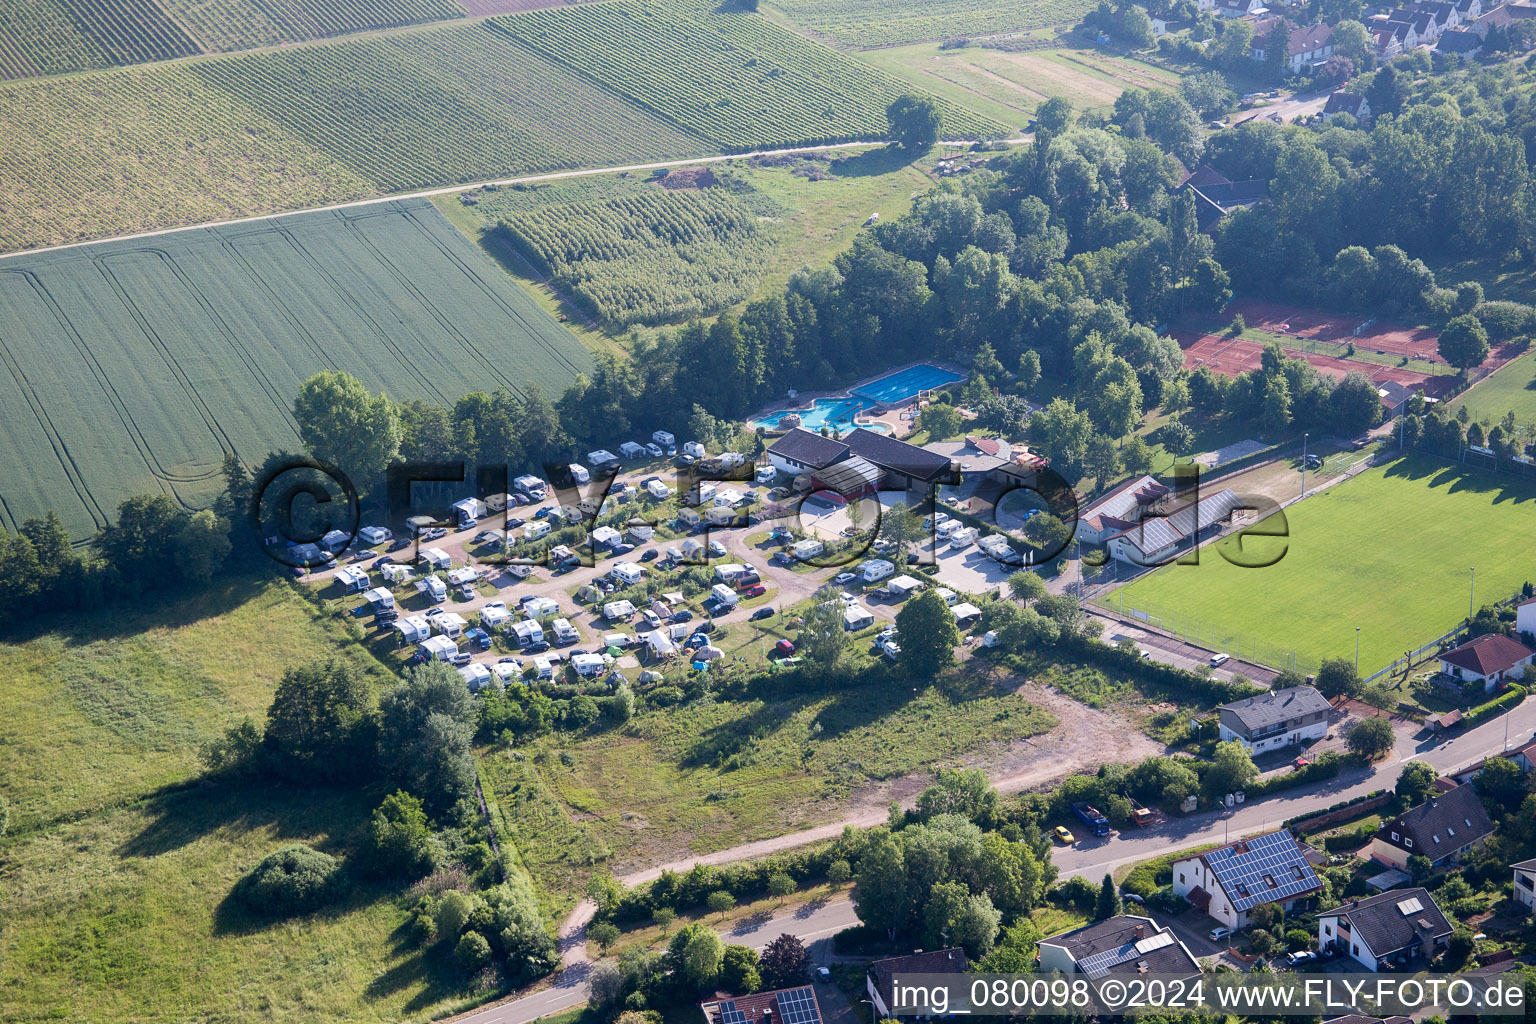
751, 360, 967, 439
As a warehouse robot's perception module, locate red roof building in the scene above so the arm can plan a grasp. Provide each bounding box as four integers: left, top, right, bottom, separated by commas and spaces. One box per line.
1437, 633, 1534, 692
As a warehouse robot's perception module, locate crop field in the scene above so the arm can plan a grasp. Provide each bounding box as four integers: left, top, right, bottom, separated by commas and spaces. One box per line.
490, 179, 782, 326
1098, 456, 1536, 675
492, 0, 1007, 150
0, 199, 591, 540
0, 0, 198, 79
187, 24, 708, 194
1456, 351, 1536, 428
865, 44, 1178, 124
766, 0, 1095, 48
160, 0, 465, 52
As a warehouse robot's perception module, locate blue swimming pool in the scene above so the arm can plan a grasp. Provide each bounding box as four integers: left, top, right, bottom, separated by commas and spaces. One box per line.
753, 396, 888, 433
851, 364, 963, 404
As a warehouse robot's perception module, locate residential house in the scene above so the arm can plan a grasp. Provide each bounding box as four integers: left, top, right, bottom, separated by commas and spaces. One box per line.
1171, 830, 1322, 931
1318, 888, 1452, 970
1250, 20, 1335, 72
1512, 857, 1536, 911
1372, 21, 1407, 54
1365, 783, 1494, 869
701, 987, 822, 1024
1216, 0, 1268, 15
866, 950, 966, 1018
1436, 632, 1534, 692
1323, 90, 1372, 121
1217, 686, 1332, 753
1516, 595, 1536, 639
1178, 166, 1271, 231
1437, 28, 1485, 54
1039, 916, 1202, 980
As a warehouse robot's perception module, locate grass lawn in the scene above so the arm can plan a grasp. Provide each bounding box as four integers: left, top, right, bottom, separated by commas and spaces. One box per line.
1097, 455, 1536, 675
0, 783, 469, 1024
1454, 350, 1536, 429
487, 675, 1057, 894
0, 578, 387, 833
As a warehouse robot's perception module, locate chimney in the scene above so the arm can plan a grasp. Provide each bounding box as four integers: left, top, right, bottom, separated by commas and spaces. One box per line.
1134, 924, 1145, 938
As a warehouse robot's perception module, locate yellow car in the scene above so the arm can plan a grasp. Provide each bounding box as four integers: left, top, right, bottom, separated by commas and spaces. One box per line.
1054, 826, 1075, 844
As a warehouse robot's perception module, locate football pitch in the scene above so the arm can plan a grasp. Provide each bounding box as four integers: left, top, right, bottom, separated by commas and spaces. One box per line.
0, 198, 592, 541
1097, 456, 1536, 676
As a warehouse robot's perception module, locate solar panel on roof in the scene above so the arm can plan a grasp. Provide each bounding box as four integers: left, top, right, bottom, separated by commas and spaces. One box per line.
1135, 932, 1175, 954
1396, 897, 1423, 915
1206, 831, 1319, 912
719, 1002, 748, 1024
777, 987, 820, 1024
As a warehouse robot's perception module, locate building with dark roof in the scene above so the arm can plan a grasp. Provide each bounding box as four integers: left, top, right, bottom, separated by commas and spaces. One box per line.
1437, 632, 1534, 692
702, 986, 823, 1024
1104, 488, 1246, 565
865, 949, 966, 1017
1366, 783, 1494, 870
765, 427, 954, 498
1038, 916, 1202, 980
1323, 90, 1372, 122
1179, 168, 1271, 232
1172, 829, 1322, 930
1437, 27, 1485, 52
1318, 888, 1452, 971
1217, 686, 1332, 753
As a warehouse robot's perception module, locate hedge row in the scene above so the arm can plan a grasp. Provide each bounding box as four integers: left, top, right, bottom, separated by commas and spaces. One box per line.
1465, 684, 1527, 727
1247, 751, 1343, 799
1058, 633, 1262, 707
604, 842, 844, 924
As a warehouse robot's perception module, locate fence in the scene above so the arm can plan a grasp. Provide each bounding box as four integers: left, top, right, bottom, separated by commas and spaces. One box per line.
1360, 587, 1531, 685
1097, 592, 1312, 675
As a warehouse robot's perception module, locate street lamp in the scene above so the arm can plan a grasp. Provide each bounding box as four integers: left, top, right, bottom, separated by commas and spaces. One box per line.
1469, 566, 1476, 620
1301, 433, 1309, 497
1355, 627, 1360, 673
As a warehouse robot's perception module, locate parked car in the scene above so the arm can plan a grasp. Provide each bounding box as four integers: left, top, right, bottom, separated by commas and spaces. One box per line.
450, 652, 472, 667
742, 584, 767, 598
1287, 950, 1317, 966
1209, 652, 1230, 667
375, 610, 399, 624
525, 640, 550, 654
389, 538, 412, 551
1053, 826, 1074, 844
640, 610, 662, 630
773, 639, 795, 657
750, 606, 774, 621
611, 543, 635, 555
832, 572, 856, 586
640, 549, 659, 562
671, 609, 694, 623
1209, 927, 1231, 942
645, 442, 664, 458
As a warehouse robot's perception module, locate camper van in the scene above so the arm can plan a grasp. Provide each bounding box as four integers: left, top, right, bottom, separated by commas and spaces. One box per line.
513, 474, 547, 500
860, 559, 896, 584
569, 463, 590, 485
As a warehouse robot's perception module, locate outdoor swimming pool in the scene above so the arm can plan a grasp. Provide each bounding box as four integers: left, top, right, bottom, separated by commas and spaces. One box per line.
851, 363, 963, 404
751, 363, 961, 433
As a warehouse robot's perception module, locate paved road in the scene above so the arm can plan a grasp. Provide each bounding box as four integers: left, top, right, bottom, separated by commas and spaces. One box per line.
453, 695, 1536, 1024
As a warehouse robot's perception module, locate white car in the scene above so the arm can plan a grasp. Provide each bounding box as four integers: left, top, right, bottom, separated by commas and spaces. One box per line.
1209, 927, 1230, 942
1209, 653, 1231, 667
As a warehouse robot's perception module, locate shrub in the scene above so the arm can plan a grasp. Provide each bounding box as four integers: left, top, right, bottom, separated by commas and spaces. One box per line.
1465, 684, 1527, 726
235, 844, 346, 917
456, 930, 493, 973
1473, 300, 1536, 341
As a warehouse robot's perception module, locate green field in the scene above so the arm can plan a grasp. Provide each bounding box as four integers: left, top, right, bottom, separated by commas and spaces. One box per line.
1098, 456, 1536, 675
0, 199, 591, 539
486, 175, 784, 327
864, 44, 1181, 125
0, 0, 467, 78
767, 0, 1093, 48
494, 0, 1007, 149
1456, 351, 1536, 428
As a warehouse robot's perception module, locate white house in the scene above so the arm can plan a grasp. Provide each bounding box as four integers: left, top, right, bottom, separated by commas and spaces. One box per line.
420, 547, 452, 571
1513, 857, 1536, 912
1318, 889, 1452, 971
1519, 596, 1536, 639
603, 600, 637, 622
1365, 783, 1494, 870
843, 603, 875, 631
452, 497, 488, 526
1171, 830, 1322, 931
418, 635, 458, 661
710, 583, 740, 608
866, 950, 966, 1018
1039, 917, 1201, 980
860, 559, 895, 584
358, 525, 392, 545
395, 615, 432, 644
1216, 687, 1331, 753
1437, 633, 1534, 692
610, 561, 645, 586
459, 663, 493, 693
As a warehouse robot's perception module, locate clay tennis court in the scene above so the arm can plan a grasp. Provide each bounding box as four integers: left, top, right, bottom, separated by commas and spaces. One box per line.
1224, 299, 1443, 360
1174, 330, 1466, 399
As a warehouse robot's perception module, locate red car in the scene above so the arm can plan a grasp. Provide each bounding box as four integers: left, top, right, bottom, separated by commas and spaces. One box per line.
742, 584, 767, 598
774, 640, 795, 657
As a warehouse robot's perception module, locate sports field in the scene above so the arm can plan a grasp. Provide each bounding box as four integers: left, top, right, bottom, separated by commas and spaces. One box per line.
1456, 350, 1536, 426
0, 199, 591, 539
1097, 456, 1536, 675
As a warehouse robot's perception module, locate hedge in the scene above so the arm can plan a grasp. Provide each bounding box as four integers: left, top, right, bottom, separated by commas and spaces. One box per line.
1247, 752, 1342, 798
1286, 789, 1388, 828
1464, 684, 1527, 726
1057, 633, 1261, 707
